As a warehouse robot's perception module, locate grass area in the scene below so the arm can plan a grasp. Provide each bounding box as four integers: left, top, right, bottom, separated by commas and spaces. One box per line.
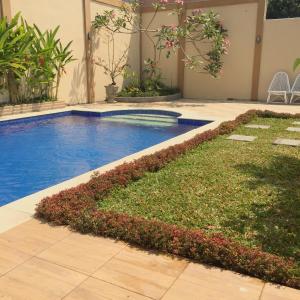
99, 117, 300, 267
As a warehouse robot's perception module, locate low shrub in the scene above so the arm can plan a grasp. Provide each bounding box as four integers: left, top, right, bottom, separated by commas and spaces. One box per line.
36, 109, 300, 289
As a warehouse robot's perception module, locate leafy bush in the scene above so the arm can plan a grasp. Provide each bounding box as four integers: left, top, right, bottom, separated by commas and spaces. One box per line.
118, 67, 179, 97
0, 13, 75, 104
267, 0, 300, 19
36, 109, 300, 289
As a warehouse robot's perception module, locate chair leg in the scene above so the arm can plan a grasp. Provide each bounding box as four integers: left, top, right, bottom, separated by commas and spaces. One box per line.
267, 93, 271, 103
290, 94, 294, 104
284, 92, 288, 104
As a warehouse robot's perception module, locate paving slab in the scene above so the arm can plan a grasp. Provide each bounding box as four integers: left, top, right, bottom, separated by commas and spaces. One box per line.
93, 248, 188, 299
227, 135, 257, 142
273, 138, 300, 147
37, 232, 125, 275
292, 121, 300, 125
162, 263, 263, 300
261, 283, 300, 300
245, 124, 270, 129
286, 127, 300, 132
64, 277, 151, 300
0, 257, 87, 300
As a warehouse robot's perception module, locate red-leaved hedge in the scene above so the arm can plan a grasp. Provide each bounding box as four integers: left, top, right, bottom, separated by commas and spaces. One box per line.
36, 110, 300, 289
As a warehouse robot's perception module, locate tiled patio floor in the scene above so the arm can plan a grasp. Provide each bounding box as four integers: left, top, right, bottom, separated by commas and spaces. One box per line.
0, 219, 299, 300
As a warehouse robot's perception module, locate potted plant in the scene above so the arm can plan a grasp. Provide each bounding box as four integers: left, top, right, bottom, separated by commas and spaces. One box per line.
94, 30, 129, 103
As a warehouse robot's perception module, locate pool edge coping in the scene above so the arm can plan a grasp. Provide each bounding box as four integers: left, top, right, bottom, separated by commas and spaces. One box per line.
0, 106, 220, 233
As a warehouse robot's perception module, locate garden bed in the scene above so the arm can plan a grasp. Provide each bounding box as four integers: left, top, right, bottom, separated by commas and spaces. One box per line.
0, 101, 66, 117
115, 93, 181, 103
36, 110, 300, 289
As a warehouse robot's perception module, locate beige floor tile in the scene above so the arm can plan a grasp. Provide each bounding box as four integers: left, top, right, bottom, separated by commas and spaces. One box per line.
93, 248, 187, 299
0, 257, 87, 300
261, 283, 300, 300
0, 243, 31, 275
37, 232, 125, 274
162, 277, 261, 300
0, 206, 31, 234
64, 277, 152, 300
174, 263, 263, 300
0, 219, 71, 255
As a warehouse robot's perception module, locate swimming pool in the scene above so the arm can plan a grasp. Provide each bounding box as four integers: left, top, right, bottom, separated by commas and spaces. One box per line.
0, 110, 210, 206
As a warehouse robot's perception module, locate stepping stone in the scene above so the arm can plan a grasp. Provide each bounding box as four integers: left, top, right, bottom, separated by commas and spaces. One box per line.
245, 124, 270, 129
286, 127, 300, 132
293, 121, 300, 125
227, 135, 257, 142
273, 138, 300, 147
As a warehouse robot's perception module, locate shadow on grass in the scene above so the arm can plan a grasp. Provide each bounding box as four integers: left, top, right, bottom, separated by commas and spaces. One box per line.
228, 155, 300, 260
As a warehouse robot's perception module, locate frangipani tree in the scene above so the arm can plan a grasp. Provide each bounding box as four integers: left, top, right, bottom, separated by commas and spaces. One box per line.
92, 0, 229, 81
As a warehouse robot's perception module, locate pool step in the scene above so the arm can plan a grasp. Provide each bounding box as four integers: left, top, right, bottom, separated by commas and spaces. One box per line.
101, 114, 178, 127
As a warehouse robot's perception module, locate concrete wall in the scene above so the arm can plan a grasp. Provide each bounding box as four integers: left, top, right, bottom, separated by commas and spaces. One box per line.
184, 3, 257, 100
11, 0, 88, 104
91, 1, 140, 101
258, 18, 300, 100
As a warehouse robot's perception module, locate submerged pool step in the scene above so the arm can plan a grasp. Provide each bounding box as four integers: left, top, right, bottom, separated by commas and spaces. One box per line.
108, 114, 177, 123
101, 114, 178, 127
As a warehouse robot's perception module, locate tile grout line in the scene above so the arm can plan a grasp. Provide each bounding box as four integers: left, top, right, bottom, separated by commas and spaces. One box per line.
258, 282, 266, 300
158, 260, 190, 300
0, 223, 73, 279
60, 275, 91, 300
87, 275, 157, 300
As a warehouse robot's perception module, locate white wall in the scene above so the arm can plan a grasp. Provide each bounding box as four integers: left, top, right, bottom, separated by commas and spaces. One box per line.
258, 18, 300, 100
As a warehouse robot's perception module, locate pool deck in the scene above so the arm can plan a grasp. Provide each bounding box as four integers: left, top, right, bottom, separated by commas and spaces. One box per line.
0, 100, 300, 299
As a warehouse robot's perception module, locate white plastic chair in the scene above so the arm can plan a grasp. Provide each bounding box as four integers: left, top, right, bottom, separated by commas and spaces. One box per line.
267, 72, 290, 104
290, 74, 300, 104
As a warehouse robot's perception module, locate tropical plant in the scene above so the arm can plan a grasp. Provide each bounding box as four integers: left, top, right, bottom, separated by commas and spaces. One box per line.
92, 0, 229, 80
94, 30, 129, 86
0, 13, 34, 102
0, 13, 75, 104
293, 57, 300, 71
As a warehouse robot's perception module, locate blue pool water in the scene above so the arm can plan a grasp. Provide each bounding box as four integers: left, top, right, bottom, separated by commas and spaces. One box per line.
0, 110, 209, 206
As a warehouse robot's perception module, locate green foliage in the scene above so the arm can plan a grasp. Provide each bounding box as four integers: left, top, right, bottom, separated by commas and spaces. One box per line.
267, 0, 300, 19
101, 117, 300, 269
293, 58, 300, 71
0, 13, 75, 104
92, 0, 229, 90
36, 110, 300, 288
118, 67, 179, 97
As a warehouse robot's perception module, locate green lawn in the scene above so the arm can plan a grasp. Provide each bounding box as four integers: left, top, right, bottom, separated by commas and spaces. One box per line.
98, 117, 300, 268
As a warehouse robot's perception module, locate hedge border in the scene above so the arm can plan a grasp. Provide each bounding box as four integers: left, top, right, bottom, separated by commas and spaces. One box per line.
36, 110, 300, 289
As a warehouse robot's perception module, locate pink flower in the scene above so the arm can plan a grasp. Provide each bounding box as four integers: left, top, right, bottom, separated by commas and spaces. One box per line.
165, 40, 174, 48
224, 38, 230, 47
159, 0, 168, 3
175, 0, 184, 5
192, 8, 203, 15
111, 12, 116, 18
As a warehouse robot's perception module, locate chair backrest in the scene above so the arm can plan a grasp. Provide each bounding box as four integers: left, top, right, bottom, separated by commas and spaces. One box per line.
291, 74, 300, 92
268, 72, 290, 92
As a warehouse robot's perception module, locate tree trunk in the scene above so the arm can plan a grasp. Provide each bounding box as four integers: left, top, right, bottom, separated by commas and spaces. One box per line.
7, 71, 19, 104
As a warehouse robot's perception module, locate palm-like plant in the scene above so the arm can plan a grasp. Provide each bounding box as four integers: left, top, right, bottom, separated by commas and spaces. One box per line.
0, 13, 75, 103
0, 13, 34, 102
